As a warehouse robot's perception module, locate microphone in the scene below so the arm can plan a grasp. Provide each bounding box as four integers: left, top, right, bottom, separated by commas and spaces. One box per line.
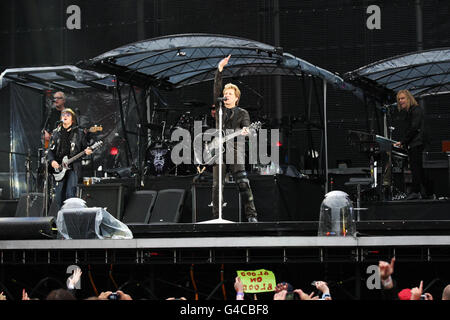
217, 97, 228, 102
55, 120, 63, 125
380, 102, 397, 113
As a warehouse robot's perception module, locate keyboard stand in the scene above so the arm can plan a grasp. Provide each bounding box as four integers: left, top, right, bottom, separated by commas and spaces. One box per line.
345, 177, 374, 221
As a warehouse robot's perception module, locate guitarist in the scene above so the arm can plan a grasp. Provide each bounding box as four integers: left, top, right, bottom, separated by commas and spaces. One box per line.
43, 91, 67, 148
47, 108, 93, 209
211, 55, 258, 222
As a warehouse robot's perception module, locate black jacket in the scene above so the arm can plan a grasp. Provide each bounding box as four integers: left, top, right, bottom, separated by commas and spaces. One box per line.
47, 125, 88, 177
401, 104, 427, 149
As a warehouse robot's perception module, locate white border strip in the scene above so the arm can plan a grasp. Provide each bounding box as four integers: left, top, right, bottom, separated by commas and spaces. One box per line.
1, 236, 450, 250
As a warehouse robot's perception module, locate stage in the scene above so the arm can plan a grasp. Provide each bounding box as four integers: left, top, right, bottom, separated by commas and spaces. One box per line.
1, 174, 450, 300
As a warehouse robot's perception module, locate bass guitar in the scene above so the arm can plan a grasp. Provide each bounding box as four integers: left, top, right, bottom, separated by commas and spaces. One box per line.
53, 140, 103, 181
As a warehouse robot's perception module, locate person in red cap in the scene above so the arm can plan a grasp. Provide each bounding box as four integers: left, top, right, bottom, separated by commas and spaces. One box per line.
398, 281, 433, 300
398, 288, 412, 300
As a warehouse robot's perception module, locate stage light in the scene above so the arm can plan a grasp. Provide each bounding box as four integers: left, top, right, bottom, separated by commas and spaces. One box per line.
276, 141, 282, 147
109, 147, 119, 156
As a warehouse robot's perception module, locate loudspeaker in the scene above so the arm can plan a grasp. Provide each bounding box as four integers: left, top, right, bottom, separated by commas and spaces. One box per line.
60, 209, 99, 239
15, 193, 44, 217
77, 183, 126, 220
149, 189, 185, 223
423, 152, 450, 197
424, 168, 449, 197
192, 183, 242, 222
122, 190, 158, 224
249, 175, 323, 222
0, 217, 56, 240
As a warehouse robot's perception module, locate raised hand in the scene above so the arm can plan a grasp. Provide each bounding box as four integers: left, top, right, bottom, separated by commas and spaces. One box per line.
22, 289, 30, 300
379, 257, 395, 280
68, 267, 82, 289
218, 55, 231, 72
294, 289, 319, 300
410, 281, 423, 300
314, 281, 330, 295
273, 289, 287, 300
234, 276, 244, 293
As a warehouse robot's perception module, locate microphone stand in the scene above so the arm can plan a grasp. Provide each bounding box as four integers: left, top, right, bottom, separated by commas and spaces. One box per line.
218, 105, 225, 220
40, 114, 58, 216
43, 149, 49, 216
137, 123, 145, 187
199, 99, 233, 224
25, 149, 31, 217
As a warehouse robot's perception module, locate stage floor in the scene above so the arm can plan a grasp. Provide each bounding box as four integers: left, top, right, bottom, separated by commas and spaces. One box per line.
2, 233, 450, 249
1, 197, 450, 265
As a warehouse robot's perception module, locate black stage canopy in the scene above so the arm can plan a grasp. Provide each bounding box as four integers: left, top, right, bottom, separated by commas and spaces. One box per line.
80, 33, 362, 96
0, 65, 116, 92
344, 47, 450, 103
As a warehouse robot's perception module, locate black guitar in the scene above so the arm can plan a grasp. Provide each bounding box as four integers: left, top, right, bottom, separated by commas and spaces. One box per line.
53, 141, 103, 181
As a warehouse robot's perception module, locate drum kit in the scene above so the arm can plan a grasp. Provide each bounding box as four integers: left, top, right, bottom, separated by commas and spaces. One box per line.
144, 100, 213, 176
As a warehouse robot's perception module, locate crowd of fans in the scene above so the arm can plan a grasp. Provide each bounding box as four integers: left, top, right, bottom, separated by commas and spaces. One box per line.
0, 257, 449, 300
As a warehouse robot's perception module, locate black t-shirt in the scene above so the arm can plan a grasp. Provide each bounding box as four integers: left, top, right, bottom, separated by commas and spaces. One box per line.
56, 126, 72, 162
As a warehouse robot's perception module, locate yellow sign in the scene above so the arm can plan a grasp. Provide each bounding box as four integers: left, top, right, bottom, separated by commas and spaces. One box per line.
236, 269, 276, 293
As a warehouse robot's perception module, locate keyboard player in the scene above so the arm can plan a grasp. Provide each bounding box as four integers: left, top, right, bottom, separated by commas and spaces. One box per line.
393, 89, 429, 200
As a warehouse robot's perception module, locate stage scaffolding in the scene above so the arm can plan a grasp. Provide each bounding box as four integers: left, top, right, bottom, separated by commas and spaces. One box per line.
1, 235, 450, 266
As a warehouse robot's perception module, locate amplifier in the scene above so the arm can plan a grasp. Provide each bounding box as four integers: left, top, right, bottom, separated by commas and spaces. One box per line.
192, 183, 243, 223
77, 183, 127, 220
